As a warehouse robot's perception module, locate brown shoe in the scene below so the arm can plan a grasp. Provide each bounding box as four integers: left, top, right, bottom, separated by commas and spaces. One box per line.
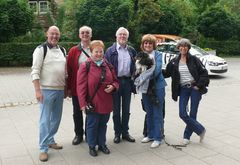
49, 143, 63, 150
39, 152, 48, 162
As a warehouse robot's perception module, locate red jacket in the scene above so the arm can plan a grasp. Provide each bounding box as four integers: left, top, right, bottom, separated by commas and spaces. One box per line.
77, 58, 119, 114
67, 45, 83, 96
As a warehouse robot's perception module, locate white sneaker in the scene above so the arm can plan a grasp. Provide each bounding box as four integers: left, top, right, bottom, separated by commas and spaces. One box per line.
150, 141, 161, 148
199, 129, 206, 143
141, 137, 154, 143
181, 138, 190, 145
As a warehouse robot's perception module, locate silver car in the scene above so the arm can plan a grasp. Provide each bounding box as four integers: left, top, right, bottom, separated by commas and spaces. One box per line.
157, 42, 228, 75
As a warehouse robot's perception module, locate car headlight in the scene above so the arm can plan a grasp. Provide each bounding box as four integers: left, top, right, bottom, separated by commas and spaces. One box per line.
208, 61, 218, 66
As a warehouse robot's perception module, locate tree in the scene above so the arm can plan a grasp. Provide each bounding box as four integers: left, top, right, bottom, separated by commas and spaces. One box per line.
197, 6, 237, 40
76, 0, 132, 42
0, 0, 33, 42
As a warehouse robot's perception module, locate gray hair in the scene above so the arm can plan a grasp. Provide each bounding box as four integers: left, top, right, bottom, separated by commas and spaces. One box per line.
176, 38, 191, 49
115, 27, 129, 38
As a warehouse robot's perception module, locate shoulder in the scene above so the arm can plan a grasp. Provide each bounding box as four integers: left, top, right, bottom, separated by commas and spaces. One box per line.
106, 43, 116, 52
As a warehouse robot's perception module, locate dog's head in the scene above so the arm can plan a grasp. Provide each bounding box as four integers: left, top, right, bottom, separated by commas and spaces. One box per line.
136, 51, 153, 67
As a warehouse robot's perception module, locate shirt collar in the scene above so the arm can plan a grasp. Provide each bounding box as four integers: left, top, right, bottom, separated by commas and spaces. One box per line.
46, 41, 59, 49
116, 42, 128, 50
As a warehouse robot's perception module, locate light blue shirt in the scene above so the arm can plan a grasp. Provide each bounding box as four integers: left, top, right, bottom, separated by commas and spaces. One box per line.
117, 43, 131, 77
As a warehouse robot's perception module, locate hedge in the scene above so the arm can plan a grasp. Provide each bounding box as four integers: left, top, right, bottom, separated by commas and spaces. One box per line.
1, 40, 239, 66
0, 42, 77, 66
198, 40, 240, 56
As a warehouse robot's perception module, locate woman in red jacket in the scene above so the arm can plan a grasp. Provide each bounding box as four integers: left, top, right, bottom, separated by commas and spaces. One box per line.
77, 40, 119, 157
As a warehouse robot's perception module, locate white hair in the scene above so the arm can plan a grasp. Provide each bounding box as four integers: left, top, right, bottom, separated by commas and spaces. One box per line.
115, 27, 129, 38
79, 25, 92, 34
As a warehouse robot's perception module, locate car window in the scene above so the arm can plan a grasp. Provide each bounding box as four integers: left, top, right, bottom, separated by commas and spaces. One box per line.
157, 45, 167, 52
169, 45, 179, 53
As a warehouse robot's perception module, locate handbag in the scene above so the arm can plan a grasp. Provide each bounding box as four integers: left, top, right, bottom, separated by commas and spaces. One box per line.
85, 65, 106, 114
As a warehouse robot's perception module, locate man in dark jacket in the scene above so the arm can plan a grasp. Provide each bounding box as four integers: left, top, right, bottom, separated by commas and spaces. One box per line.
105, 27, 136, 143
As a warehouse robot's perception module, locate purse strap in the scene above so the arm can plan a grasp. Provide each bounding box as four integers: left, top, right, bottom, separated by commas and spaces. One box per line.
88, 65, 106, 102
78, 44, 90, 58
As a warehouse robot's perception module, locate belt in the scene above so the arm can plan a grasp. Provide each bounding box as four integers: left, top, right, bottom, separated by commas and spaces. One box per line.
118, 76, 131, 79
181, 83, 192, 88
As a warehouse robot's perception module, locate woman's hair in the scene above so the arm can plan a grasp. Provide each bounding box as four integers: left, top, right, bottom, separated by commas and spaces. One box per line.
140, 34, 157, 50
90, 40, 105, 52
176, 38, 191, 49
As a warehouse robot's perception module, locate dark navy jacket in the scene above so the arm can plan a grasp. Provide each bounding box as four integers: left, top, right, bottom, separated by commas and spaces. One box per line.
104, 43, 137, 77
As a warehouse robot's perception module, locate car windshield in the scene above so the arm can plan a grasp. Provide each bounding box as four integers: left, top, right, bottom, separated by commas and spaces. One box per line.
191, 45, 209, 56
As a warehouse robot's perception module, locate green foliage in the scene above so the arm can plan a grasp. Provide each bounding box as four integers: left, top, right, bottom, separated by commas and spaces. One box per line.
190, 0, 219, 14
197, 6, 237, 40
0, 0, 33, 42
199, 40, 240, 56
76, 0, 132, 42
60, 0, 84, 41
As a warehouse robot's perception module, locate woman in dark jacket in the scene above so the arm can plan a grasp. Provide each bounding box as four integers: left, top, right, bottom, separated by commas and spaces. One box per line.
164, 38, 209, 145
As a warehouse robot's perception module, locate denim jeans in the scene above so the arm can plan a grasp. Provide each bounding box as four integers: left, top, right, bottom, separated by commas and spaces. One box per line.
179, 87, 205, 140
86, 113, 110, 147
113, 78, 132, 136
142, 88, 165, 141
39, 89, 64, 153
72, 96, 84, 137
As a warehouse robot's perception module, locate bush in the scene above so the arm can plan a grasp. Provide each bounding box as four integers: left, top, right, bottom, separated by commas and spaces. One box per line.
0, 42, 78, 66
199, 40, 240, 56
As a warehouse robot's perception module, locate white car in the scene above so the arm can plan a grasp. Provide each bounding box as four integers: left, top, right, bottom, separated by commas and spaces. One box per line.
157, 42, 228, 75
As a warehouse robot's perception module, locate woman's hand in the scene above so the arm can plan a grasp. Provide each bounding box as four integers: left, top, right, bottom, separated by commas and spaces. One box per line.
104, 84, 114, 93
193, 86, 199, 90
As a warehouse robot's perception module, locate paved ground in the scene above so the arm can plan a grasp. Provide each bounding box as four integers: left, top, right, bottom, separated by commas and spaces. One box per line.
0, 58, 240, 165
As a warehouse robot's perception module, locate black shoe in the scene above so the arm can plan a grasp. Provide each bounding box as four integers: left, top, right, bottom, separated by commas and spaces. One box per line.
113, 136, 121, 144
89, 147, 97, 157
122, 134, 135, 142
72, 135, 83, 145
98, 145, 110, 154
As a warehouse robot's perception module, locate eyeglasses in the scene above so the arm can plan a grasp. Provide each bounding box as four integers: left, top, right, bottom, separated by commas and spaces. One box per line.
80, 31, 90, 34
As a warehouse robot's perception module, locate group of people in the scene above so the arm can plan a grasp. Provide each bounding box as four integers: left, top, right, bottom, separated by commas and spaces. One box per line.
31, 25, 209, 162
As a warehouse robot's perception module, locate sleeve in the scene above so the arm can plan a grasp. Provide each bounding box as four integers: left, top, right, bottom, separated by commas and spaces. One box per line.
163, 60, 173, 78
66, 47, 74, 91
104, 47, 111, 62
77, 62, 88, 108
195, 57, 209, 87
110, 67, 119, 91
153, 51, 162, 79
31, 47, 44, 81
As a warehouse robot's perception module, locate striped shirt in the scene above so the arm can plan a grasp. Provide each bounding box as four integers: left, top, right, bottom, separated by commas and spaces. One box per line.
179, 63, 194, 86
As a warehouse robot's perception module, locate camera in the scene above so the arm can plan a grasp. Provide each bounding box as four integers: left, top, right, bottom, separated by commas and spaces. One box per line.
85, 103, 95, 114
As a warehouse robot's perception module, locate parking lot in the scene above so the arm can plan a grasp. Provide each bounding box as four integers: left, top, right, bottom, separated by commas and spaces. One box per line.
0, 58, 240, 165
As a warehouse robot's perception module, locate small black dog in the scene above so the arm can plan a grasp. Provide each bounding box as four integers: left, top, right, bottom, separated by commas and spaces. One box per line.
135, 52, 159, 106
135, 51, 154, 76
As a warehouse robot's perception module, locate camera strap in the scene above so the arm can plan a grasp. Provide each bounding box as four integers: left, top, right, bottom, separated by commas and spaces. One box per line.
88, 65, 106, 103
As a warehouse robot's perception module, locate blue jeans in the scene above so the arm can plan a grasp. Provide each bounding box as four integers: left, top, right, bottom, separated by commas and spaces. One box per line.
72, 96, 84, 137
179, 87, 205, 140
113, 78, 132, 136
39, 89, 64, 153
142, 88, 165, 141
86, 113, 110, 147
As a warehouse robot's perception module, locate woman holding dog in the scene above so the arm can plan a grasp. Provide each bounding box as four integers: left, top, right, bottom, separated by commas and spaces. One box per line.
164, 38, 209, 145
136, 34, 166, 148
77, 40, 119, 156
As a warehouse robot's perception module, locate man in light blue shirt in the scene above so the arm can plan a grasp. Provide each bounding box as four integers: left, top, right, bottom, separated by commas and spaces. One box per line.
105, 27, 137, 143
